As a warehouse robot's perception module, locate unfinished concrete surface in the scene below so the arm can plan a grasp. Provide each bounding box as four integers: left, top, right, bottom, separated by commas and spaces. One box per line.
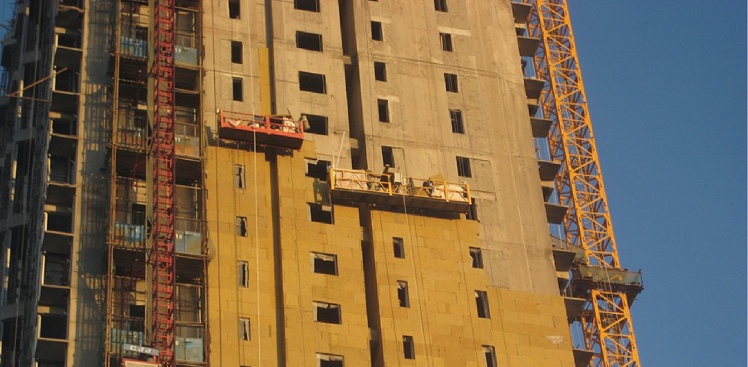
0, 0, 578, 366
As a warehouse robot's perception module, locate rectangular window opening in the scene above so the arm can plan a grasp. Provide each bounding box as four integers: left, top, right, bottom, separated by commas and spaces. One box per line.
294, 0, 320, 12
397, 281, 409, 308
231, 41, 243, 63
236, 216, 248, 237
311, 252, 338, 275
466, 198, 478, 221
232, 77, 243, 101
440, 33, 453, 52
403, 335, 415, 359
316, 353, 344, 367
309, 203, 333, 224
450, 109, 464, 133
228, 0, 240, 19
314, 301, 341, 324
434, 0, 448, 12
306, 159, 330, 181
444, 73, 458, 92
239, 317, 250, 340
381, 146, 395, 168
238, 261, 249, 287
476, 290, 490, 318
483, 345, 497, 367
235, 164, 245, 188
393, 237, 405, 259
299, 71, 327, 94
377, 99, 389, 123
469, 247, 484, 269
457, 156, 472, 177
371, 21, 383, 41
374, 62, 387, 81
303, 114, 328, 135
296, 31, 323, 51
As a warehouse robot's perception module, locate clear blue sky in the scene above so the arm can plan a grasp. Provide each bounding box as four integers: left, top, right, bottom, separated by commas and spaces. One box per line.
0, 1, 744, 366
568, 1, 746, 366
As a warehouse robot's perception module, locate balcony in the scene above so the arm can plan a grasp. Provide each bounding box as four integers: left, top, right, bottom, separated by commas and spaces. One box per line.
329, 169, 471, 213
219, 110, 304, 149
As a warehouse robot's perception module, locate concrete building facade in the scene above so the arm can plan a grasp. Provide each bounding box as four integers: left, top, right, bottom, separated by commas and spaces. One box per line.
0, 0, 583, 366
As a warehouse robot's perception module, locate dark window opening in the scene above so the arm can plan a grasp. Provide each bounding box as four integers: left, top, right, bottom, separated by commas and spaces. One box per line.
483, 345, 497, 367
403, 335, 415, 359
232, 77, 243, 101
304, 114, 328, 135
231, 41, 243, 63
466, 198, 478, 221
309, 203, 333, 224
382, 146, 395, 168
397, 281, 409, 308
476, 290, 490, 318
236, 217, 248, 237
129, 305, 145, 318
440, 33, 453, 51
377, 99, 389, 122
450, 109, 464, 133
311, 252, 338, 275
317, 354, 344, 367
306, 159, 330, 181
51, 119, 76, 136
469, 247, 484, 269
294, 0, 320, 12
314, 301, 341, 324
229, 0, 240, 19
374, 62, 387, 81
239, 318, 250, 340
434, 0, 448, 12
299, 72, 327, 94
457, 156, 472, 177
39, 314, 67, 339
238, 261, 249, 287
235, 165, 245, 189
371, 21, 383, 41
47, 212, 73, 233
296, 31, 323, 51
444, 73, 458, 92
393, 237, 404, 259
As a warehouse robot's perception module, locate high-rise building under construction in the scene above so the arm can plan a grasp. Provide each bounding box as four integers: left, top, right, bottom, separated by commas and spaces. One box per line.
0, 0, 644, 366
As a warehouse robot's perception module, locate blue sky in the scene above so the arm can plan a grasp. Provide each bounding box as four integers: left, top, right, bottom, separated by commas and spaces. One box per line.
568, 1, 746, 365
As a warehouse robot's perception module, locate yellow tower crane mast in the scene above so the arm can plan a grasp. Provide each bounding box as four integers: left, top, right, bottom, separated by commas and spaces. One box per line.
527, 1, 642, 366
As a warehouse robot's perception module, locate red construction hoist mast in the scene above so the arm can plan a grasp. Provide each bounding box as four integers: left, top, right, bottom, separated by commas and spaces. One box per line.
151, 0, 176, 365
527, 1, 642, 367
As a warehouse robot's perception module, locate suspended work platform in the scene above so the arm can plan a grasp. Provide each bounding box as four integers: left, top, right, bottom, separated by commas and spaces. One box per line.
219, 110, 304, 149
329, 169, 471, 213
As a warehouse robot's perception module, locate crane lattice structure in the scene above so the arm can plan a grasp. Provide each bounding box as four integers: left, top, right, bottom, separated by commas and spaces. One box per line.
527, 1, 641, 366
151, 0, 177, 365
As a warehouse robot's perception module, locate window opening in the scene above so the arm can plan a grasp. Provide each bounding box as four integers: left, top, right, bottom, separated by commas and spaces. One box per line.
299, 72, 327, 94
374, 62, 387, 81
434, 0, 448, 12
450, 109, 464, 133
457, 156, 472, 177
296, 31, 323, 51
306, 159, 330, 181
304, 114, 328, 135
440, 33, 453, 51
228, 0, 240, 19
314, 301, 342, 324
316, 353, 344, 367
235, 164, 245, 188
231, 41, 243, 63
232, 77, 243, 101
466, 198, 478, 221
476, 290, 490, 318
469, 247, 484, 269
239, 317, 250, 340
393, 237, 405, 259
238, 261, 249, 287
444, 73, 458, 92
371, 21, 383, 41
377, 99, 389, 123
309, 204, 333, 224
483, 345, 497, 367
294, 0, 320, 12
397, 281, 409, 308
403, 335, 415, 359
311, 252, 338, 275
236, 217, 248, 237
382, 146, 395, 168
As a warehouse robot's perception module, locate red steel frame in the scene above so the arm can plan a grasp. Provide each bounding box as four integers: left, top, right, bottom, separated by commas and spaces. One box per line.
151, 0, 176, 365
527, 1, 641, 366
